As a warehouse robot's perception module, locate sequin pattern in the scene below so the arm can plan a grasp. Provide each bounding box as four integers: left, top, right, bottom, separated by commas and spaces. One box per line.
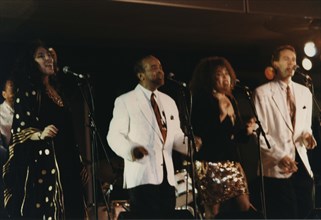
195, 160, 248, 205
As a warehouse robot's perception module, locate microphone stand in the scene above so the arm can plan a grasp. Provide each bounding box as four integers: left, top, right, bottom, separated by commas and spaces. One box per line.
294, 67, 321, 125
237, 85, 271, 219
300, 75, 321, 211
76, 77, 114, 220
301, 76, 321, 126
173, 82, 199, 219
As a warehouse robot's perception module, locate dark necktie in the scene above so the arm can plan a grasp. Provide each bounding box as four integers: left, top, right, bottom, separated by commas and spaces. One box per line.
151, 93, 167, 141
286, 85, 296, 128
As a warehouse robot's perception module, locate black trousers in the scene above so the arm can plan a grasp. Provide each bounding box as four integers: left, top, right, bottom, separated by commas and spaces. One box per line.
128, 177, 176, 219
263, 154, 314, 219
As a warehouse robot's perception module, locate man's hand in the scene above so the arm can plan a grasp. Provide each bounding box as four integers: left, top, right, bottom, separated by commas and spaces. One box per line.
133, 146, 149, 160
302, 132, 317, 149
278, 156, 298, 174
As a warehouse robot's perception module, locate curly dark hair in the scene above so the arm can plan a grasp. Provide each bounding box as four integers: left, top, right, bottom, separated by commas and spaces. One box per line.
189, 56, 237, 96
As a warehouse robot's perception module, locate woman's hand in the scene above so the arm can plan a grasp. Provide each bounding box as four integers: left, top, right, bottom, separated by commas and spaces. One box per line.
246, 117, 257, 135
40, 124, 59, 140
31, 124, 59, 140
213, 92, 235, 124
194, 136, 202, 152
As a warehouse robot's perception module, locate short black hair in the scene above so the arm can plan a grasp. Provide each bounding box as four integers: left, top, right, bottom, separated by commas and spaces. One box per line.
133, 54, 156, 74
1, 76, 14, 92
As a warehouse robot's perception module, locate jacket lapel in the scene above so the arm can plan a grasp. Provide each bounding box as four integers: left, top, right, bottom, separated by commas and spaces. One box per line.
135, 87, 164, 141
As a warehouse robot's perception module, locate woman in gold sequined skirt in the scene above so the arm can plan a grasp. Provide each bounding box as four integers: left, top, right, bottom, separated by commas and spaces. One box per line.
190, 56, 256, 219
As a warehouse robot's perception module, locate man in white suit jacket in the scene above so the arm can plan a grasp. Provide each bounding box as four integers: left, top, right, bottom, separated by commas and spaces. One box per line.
253, 45, 317, 219
107, 55, 198, 219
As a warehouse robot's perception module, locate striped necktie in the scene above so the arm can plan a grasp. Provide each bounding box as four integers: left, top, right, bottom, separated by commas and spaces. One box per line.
286, 85, 296, 128
151, 93, 167, 141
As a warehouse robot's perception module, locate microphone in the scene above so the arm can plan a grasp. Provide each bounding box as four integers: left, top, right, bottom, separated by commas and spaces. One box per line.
235, 79, 249, 90
293, 65, 312, 81
62, 66, 90, 79
167, 72, 186, 87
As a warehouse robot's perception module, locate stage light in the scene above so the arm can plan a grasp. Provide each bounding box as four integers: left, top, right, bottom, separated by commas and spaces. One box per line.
302, 57, 312, 71
304, 41, 317, 57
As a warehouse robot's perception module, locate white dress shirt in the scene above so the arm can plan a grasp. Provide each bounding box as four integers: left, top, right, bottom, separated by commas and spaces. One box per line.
0, 100, 14, 148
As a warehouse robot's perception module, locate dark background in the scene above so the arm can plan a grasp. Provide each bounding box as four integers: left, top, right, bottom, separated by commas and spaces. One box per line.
0, 0, 321, 212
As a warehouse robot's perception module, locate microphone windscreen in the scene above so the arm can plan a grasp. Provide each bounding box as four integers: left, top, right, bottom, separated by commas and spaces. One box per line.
167, 72, 175, 79
62, 66, 69, 74
264, 66, 275, 80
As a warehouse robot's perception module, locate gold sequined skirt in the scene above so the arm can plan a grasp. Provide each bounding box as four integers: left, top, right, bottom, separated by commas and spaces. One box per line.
195, 160, 249, 205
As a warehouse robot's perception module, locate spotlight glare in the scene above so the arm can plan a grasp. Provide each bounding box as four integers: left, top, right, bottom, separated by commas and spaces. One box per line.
304, 41, 317, 57
302, 58, 312, 71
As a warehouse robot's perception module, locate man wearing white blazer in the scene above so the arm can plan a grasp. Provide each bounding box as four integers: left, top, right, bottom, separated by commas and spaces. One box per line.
107, 55, 200, 219
253, 45, 317, 219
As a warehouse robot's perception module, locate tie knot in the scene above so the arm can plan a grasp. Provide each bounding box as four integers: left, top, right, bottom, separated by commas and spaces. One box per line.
151, 93, 156, 102
286, 85, 291, 94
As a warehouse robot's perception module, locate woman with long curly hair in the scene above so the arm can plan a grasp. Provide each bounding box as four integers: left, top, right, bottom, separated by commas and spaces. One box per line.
3, 39, 87, 219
